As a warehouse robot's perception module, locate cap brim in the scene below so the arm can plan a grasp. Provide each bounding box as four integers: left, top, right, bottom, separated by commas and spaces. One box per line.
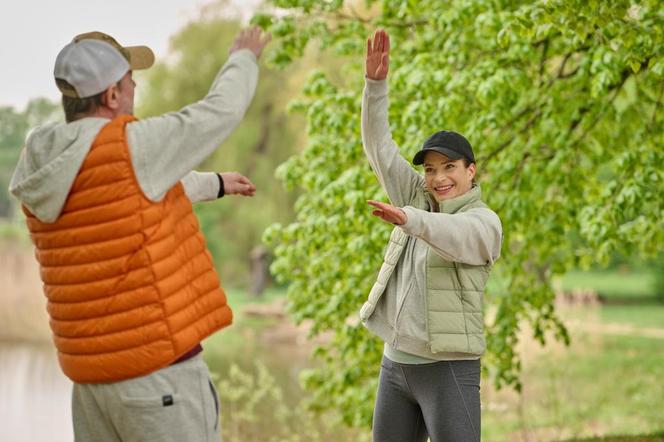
412, 147, 463, 165
125, 46, 154, 70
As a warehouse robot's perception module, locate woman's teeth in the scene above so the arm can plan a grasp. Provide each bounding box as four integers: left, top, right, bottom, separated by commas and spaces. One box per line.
436, 184, 454, 192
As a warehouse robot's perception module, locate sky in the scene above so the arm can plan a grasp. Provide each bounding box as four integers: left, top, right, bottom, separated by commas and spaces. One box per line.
0, 0, 260, 110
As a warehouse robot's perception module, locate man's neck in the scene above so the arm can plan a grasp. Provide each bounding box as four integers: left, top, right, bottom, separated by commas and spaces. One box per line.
91, 107, 119, 119
72, 108, 125, 122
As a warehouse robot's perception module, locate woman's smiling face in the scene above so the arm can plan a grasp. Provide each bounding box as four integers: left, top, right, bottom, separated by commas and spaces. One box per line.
423, 151, 476, 201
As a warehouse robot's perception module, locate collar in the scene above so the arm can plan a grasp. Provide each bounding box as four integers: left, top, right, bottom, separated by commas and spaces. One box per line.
436, 184, 482, 214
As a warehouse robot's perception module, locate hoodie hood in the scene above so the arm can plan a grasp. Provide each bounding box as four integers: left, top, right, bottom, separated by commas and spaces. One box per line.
9, 118, 110, 223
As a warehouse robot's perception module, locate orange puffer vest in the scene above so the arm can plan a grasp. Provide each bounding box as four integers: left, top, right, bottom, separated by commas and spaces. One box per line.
24, 115, 232, 383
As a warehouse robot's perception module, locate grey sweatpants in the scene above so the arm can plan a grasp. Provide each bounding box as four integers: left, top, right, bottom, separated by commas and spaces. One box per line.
72, 354, 221, 442
373, 356, 481, 442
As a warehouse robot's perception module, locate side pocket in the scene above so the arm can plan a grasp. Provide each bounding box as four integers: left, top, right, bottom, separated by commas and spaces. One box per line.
208, 380, 219, 430
120, 393, 182, 408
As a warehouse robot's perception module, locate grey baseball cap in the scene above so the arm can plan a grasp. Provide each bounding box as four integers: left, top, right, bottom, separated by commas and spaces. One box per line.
54, 31, 154, 98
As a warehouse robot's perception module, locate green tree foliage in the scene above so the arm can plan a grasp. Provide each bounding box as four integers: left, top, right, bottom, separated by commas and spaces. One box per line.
137, 16, 304, 287
0, 99, 61, 218
258, 0, 664, 427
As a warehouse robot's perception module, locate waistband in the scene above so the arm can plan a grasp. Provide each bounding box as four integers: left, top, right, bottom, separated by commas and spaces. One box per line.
171, 344, 203, 365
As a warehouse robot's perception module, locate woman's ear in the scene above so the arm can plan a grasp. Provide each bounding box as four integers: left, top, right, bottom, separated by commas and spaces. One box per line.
468, 162, 477, 180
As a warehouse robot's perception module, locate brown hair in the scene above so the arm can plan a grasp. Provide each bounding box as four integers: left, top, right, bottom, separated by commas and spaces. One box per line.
462, 157, 478, 185
57, 79, 122, 123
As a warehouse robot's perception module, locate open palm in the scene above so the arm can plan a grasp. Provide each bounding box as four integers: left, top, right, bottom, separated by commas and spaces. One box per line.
367, 200, 407, 225
366, 29, 390, 80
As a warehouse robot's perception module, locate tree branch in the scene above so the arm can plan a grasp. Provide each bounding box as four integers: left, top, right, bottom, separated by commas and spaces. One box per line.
538, 39, 549, 86
331, 9, 427, 28
557, 53, 572, 78
386, 19, 428, 28
651, 80, 664, 129
511, 152, 530, 189
479, 109, 542, 164
570, 76, 626, 148
333, 10, 370, 24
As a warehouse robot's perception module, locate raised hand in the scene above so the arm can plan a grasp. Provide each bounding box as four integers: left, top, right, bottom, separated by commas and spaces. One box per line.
367, 200, 407, 225
230, 26, 272, 59
366, 29, 390, 80
220, 172, 256, 197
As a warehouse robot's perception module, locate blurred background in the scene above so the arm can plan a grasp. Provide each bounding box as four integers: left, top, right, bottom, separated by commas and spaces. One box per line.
1, 1, 662, 441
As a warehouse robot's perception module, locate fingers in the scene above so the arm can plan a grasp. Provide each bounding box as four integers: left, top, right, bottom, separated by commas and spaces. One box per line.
220, 172, 256, 196
235, 175, 256, 196
230, 26, 271, 57
367, 200, 405, 224
370, 208, 394, 224
367, 29, 389, 56
381, 53, 389, 71
367, 200, 386, 210
240, 185, 256, 196
368, 200, 392, 216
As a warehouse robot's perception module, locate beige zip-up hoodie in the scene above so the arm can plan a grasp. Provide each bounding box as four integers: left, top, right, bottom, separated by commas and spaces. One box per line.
361, 78, 503, 362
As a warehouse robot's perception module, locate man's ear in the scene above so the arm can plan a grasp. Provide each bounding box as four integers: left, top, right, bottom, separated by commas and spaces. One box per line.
102, 84, 120, 110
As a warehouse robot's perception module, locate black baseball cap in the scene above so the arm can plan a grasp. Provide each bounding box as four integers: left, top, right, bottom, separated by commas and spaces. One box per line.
412, 131, 475, 165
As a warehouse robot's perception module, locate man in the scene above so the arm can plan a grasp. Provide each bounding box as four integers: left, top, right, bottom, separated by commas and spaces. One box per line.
9, 27, 270, 441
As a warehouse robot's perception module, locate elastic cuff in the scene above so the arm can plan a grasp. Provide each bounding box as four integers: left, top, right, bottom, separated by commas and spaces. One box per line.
216, 173, 225, 198
399, 206, 417, 233
229, 48, 258, 65
364, 77, 388, 93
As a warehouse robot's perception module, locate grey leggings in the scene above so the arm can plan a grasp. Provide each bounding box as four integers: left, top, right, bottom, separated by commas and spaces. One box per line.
373, 356, 481, 442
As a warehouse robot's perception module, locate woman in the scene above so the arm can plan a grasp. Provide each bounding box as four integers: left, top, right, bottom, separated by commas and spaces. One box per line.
360, 29, 503, 441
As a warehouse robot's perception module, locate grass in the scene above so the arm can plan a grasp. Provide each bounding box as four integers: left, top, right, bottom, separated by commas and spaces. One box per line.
564, 433, 664, 441
557, 303, 664, 330
203, 286, 287, 357
209, 282, 664, 441
0, 221, 30, 243
598, 304, 664, 329
224, 286, 288, 310
205, 286, 290, 357
560, 270, 660, 301
203, 286, 309, 404
482, 332, 664, 441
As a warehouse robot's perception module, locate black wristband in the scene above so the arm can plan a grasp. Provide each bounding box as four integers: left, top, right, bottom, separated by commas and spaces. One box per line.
216, 173, 225, 198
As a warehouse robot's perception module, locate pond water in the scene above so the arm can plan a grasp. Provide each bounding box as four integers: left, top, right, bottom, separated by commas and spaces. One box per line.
0, 342, 73, 442
0, 316, 321, 442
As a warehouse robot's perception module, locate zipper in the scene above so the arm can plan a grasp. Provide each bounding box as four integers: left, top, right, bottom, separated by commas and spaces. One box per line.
423, 192, 436, 349
392, 275, 414, 347
424, 192, 438, 348
454, 261, 471, 352
424, 246, 431, 346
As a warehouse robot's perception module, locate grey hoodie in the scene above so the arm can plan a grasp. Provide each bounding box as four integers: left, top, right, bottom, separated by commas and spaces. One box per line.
10, 49, 258, 222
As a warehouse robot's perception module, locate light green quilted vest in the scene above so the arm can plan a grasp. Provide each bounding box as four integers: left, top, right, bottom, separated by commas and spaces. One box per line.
360, 185, 491, 356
